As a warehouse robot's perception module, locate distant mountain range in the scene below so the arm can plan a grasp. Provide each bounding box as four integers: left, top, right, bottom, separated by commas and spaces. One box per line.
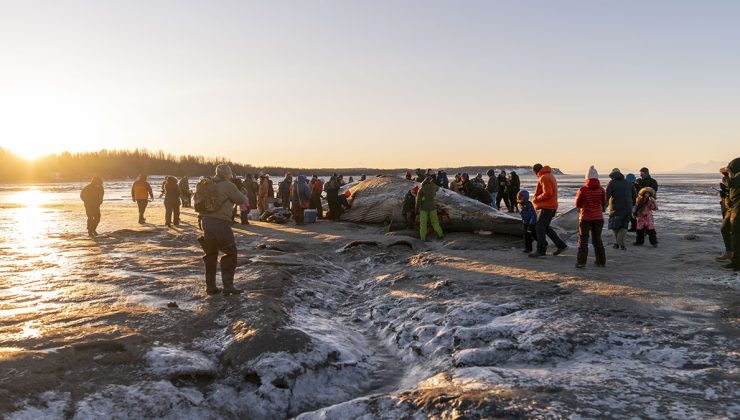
670, 160, 728, 174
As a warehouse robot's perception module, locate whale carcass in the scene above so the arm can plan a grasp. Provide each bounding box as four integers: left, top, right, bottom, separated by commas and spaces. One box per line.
339, 176, 579, 236
339, 176, 514, 235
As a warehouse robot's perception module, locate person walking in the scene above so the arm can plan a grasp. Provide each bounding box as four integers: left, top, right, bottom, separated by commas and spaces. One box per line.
197, 164, 246, 296
80, 176, 104, 237
722, 158, 740, 271
517, 190, 537, 253
529, 163, 568, 258
717, 166, 733, 262
507, 171, 521, 212
486, 169, 499, 207
575, 166, 607, 268
606, 169, 636, 250
163, 176, 181, 227
416, 176, 444, 241
131, 174, 154, 224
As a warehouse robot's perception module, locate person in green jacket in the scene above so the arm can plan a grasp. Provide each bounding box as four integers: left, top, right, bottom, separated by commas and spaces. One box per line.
416, 176, 445, 241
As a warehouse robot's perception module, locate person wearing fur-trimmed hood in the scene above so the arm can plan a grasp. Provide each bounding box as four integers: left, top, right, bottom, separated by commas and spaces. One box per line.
633, 186, 658, 247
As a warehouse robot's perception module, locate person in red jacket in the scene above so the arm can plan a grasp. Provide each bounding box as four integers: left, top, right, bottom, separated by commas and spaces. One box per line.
575, 166, 607, 268
529, 163, 568, 258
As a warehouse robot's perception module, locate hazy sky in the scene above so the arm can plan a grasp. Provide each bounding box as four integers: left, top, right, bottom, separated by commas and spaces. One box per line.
1, 0, 738, 172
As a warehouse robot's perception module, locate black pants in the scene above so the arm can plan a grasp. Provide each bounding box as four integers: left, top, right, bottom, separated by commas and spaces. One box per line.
136, 199, 148, 222
523, 223, 536, 252
535, 208, 566, 255
496, 191, 511, 211
327, 194, 341, 220
635, 229, 658, 245
165, 203, 180, 225
508, 189, 520, 211
310, 193, 323, 219
85, 204, 101, 233
201, 217, 238, 291
721, 211, 732, 252
730, 207, 740, 267
577, 219, 606, 265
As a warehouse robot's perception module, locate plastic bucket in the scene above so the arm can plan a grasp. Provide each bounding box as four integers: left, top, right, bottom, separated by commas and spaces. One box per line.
304, 209, 317, 223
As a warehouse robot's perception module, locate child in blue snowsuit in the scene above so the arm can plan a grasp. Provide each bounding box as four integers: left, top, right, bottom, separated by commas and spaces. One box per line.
517, 190, 538, 253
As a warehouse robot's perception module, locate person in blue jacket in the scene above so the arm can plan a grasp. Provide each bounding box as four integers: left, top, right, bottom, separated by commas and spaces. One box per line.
517, 190, 538, 253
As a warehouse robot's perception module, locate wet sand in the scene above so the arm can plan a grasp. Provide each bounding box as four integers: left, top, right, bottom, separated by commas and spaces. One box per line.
1, 199, 738, 418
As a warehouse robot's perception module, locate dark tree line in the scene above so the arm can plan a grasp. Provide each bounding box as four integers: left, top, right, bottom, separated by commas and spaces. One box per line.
0, 147, 562, 182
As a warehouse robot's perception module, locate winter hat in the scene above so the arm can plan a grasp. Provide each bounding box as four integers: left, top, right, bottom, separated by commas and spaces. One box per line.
461, 173, 469, 182
215, 164, 233, 178
640, 167, 650, 174
517, 190, 530, 202
586, 166, 599, 180
626, 173, 636, 183
486, 169, 495, 177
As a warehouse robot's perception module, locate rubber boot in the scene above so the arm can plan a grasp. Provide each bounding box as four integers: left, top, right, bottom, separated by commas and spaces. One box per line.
205, 271, 221, 295
222, 272, 242, 296
716, 251, 733, 262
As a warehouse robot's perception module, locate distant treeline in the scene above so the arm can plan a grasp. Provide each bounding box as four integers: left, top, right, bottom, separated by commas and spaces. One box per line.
0, 148, 562, 182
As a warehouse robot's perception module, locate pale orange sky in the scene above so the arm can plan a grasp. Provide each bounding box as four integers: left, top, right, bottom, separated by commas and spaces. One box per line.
1, 1, 738, 173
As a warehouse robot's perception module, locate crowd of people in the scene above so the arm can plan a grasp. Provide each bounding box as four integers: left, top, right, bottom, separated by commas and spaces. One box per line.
79, 158, 740, 295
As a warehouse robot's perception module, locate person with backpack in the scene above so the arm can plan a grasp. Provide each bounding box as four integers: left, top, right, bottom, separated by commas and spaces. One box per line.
529, 163, 568, 258
195, 164, 246, 296
80, 176, 104, 237
163, 176, 181, 227
717, 166, 733, 262
721, 158, 740, 271
131, 174, 154, 224
575, 166, 607, 268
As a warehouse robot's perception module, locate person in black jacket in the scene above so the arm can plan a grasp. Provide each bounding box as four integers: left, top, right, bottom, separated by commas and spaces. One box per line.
463, 175, 494, 206
507, 171, 521, 212
635, 167, 659, 192
496, 170, 512, 211
486, 169, 499, 208
723, 158, 740, 271
324, 174, 342, 220
80, 176, 104, 237
163, 176, 181, 227
717, 167, 733, 262
606, 169, 636, 250
278, 173, 293, 209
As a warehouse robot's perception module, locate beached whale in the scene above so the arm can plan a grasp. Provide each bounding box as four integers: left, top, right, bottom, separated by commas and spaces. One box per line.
338, 176, 554, 235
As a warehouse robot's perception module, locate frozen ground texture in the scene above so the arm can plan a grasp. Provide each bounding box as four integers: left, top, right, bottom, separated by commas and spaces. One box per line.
1, 175, 738, 419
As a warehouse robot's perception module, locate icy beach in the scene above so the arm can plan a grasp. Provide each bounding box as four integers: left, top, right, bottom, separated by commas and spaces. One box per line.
1, 174, 738, 419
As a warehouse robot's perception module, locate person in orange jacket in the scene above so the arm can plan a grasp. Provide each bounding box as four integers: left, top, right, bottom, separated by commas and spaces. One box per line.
529, 163, 568, 258
131, 174, 154, 224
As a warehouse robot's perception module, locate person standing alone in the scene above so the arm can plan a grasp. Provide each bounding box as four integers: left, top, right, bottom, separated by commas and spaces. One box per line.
197, 164, 246, 295
80, 176, 104, 237
722, 158, 740, 271
163, 176, 181, 227
575, 166, 607, 268
529, 163, 568, 258
131, 174, 154, 224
